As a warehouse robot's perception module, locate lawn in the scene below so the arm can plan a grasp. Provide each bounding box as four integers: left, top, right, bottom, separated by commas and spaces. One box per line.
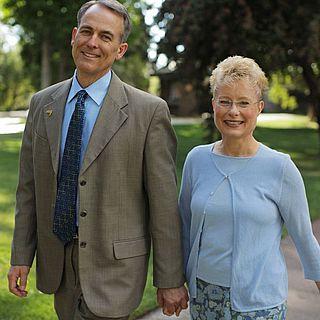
0, 118, 319, 319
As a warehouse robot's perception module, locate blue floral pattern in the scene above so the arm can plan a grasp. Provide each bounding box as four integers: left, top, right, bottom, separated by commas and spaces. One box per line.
190, 278, 287, 320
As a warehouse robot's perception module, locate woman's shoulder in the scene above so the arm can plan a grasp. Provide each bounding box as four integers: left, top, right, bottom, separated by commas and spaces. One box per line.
184, 143, 213, 166
258, 143, 291, 163
187, 143, 213, 158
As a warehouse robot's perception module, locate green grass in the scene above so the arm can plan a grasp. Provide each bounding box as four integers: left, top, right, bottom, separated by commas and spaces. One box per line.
0, 133, 56, 320
0, 118, 319, 319
258, 114, 318, 129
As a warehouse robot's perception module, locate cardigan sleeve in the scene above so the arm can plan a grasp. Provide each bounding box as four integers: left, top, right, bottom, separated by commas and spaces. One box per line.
278, 157, 320, 280
178, 153, 193, 273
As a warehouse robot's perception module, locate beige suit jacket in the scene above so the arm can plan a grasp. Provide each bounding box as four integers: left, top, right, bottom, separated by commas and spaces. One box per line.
11, 72, 184, 317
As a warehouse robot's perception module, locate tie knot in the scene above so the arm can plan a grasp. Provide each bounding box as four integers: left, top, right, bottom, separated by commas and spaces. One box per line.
77, 90, 88, 101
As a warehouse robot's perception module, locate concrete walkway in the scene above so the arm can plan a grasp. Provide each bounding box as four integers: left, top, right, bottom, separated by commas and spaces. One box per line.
139, 221, 320, 320
0, 110, 27, 134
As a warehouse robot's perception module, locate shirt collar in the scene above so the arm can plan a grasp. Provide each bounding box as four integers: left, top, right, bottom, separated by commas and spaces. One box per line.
67, 70, 112, 106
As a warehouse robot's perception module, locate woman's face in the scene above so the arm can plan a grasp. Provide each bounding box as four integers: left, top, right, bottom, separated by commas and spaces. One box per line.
212, 78, 264, 141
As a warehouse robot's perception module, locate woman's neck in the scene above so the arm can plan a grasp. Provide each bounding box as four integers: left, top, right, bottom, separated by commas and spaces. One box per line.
214, 138, 260, 157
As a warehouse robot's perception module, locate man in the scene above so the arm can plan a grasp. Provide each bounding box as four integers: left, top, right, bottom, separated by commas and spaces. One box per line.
7, 1, 188, 319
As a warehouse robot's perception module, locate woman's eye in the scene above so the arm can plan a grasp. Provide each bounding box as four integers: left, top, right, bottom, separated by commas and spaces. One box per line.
219, 100, 231, 106
239, 101, 250, 107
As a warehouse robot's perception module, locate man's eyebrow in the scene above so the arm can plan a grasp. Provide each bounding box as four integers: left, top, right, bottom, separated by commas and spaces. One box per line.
100, 30, 114, 38
79, 24, 92, 29
79, 25, 114, 38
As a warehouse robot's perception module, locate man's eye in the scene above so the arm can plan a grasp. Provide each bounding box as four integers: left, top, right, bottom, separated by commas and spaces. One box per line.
80, 29, 91, 35
101, 35, 111, 41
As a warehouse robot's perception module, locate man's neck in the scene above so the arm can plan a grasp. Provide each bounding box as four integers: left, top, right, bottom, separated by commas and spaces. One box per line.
76, 69, 111, 88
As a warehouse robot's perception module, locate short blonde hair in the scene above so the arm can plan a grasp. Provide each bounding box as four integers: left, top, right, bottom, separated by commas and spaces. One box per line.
209, 56, 268, 99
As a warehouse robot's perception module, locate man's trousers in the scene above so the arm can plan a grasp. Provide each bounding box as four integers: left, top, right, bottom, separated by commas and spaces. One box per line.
54, 239, 129, 320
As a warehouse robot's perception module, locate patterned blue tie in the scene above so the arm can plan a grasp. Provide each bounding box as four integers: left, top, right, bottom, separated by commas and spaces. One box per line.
53, 90, 88, 244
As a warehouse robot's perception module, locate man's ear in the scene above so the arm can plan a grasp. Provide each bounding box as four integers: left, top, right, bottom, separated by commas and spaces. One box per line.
71, 27, 78, 46
115, 43, 128, 61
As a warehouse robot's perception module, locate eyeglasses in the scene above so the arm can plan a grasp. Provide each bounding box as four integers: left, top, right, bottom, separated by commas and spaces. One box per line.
216, 98, 261, 109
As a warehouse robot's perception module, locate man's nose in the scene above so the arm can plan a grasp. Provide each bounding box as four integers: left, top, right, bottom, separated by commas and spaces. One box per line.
86, 34, 99, 48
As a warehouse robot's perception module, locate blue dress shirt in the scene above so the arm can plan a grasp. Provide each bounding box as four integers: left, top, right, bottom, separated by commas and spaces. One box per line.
60, 70, 112, 167
59, 71, 111, 224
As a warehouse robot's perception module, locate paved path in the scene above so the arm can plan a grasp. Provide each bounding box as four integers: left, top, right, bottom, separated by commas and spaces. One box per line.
139, 220, 320, 320
0, 110, 27, 134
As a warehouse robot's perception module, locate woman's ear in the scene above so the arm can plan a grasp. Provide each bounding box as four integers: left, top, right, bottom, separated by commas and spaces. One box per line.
211, 99, 216, 112
258, 100, 264, 114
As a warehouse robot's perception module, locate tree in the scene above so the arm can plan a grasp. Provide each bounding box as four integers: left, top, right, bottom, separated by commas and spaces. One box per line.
0, 39, 34, 110
156, 0, 320, 147
2, 0, 149, 91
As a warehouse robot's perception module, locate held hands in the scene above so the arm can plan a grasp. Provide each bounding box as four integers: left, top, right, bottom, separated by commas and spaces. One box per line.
157, 286, 189, 316
7, 266, 30, 297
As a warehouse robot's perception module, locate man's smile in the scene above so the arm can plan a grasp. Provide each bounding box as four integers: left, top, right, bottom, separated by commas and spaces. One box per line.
81, 51, 100, 58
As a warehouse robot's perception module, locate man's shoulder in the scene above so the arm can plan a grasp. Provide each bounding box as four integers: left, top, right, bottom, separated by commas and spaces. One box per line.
32, 79, 71, 100
115, 76, 165, 107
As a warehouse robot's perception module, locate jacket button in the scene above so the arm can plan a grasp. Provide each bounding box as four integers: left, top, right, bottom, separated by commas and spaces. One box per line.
80, 210, 87, 217
80, 180, 86, 186
80, 242, 87, 248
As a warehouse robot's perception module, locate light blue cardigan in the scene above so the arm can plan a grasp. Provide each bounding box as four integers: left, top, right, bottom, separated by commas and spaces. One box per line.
179, 143, 320, 312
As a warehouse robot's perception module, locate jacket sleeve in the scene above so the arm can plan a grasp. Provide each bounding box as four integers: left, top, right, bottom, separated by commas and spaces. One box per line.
143, 99, 185, 288
11, 96, 37, 266
278, 157, 320, 280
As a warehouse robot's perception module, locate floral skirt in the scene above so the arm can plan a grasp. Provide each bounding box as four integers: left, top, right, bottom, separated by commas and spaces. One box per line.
190, 278, 287, 320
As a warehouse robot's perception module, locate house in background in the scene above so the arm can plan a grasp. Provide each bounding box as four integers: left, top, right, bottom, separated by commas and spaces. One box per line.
155, 67, 198, 116
154, 68, 311, 117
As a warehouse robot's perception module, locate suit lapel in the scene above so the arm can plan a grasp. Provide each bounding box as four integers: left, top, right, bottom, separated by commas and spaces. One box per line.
80, 72, 128, 175
44, 79, 72, 175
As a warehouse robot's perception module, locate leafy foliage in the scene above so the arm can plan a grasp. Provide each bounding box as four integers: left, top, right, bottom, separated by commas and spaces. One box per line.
0, 42, 34, 110
156, 0, 320, 124
2, 0, 149, 91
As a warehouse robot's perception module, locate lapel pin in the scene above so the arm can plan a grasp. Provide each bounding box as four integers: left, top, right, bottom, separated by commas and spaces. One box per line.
46, 110, 53, 117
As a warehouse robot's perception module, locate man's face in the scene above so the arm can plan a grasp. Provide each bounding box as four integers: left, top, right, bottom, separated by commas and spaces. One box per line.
71, 4, 128, 87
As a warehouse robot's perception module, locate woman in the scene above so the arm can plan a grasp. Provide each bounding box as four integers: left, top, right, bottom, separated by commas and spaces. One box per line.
179, 56, 320, 320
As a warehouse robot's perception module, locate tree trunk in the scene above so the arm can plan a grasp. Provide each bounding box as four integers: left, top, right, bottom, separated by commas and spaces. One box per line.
300, 59, 320, 155
314, 101, 320, 156
58, 52, 67, 82
41, 37, 51, 88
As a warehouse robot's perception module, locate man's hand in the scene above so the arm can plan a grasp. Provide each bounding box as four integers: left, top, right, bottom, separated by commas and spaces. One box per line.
7, 266, 30, 297
157, 286, 189, 316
